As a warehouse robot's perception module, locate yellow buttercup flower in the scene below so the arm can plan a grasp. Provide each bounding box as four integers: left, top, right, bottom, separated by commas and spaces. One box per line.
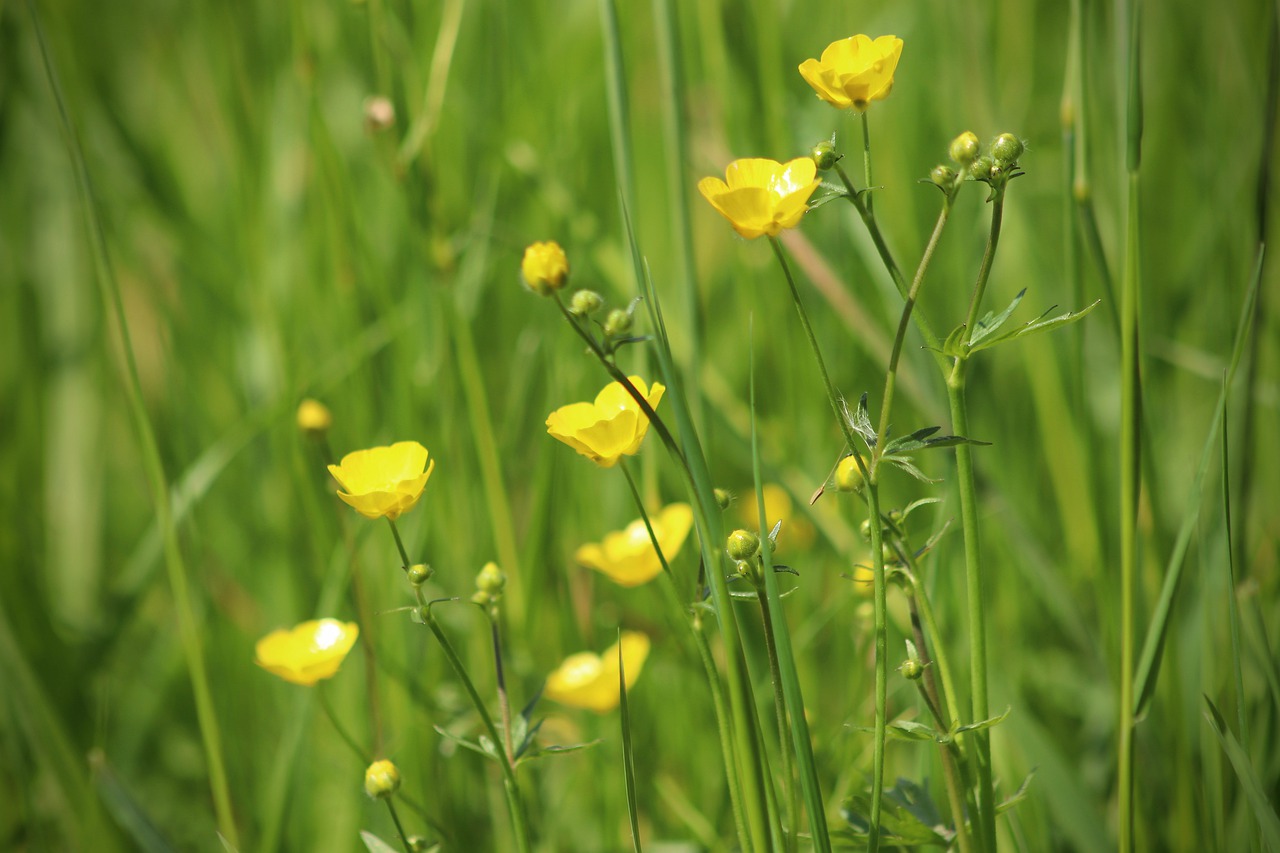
327, 441, 434, 520
521, 240, 569, 295
546, 377, 665, 468
296, 398, 332, 434
544, 631, 651, 713
575, 503, 694, 587
799, 34, 904, 112
697, 157, 821, 240
255, 619, 359, 686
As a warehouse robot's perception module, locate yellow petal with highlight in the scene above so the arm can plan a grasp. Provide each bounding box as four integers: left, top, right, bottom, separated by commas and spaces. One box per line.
255, 619, 359, 686
544, 631, 651, 713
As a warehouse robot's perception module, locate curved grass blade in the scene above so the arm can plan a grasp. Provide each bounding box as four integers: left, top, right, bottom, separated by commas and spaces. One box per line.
1202, 697, 1280, 850
619, 630, 643, 853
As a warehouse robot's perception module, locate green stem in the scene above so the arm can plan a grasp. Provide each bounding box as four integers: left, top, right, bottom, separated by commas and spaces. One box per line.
754, 583, 799, 853
619, 461, 674, 582
30, 6, 239, 846
489, 613, 517, 768
860, 112, 876, 221
873, 192, 958, 466
946, 191, 1006, 853
864, 483, 890, 853
420, 606, 532, 853
318, 685, 370, 763
387, 518, 412, 569
384, 799, 413, 853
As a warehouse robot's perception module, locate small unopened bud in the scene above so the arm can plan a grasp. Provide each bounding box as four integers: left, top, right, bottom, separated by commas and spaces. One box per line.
714, 488, 734, 511
949, 131, 980, 166
860, 518, 874, 541
899, 658, 924, 680
364, 759, 401, 799
568, 289, 604, 318
810, 139, 840, 171
887, 508, 904, 526
991, 133, 1024, 169
407, 838, 431, 853
835, 455, 865, 493
474, 561, 506, 599
296, 399, 332, 435
364, 96, 396, 133
930, 165, 957, 188
520, 241, 569, 296
969, 154, 995, 182
726, 529, 760, 562
406, 564, 432, 586
603, 308, 633, 337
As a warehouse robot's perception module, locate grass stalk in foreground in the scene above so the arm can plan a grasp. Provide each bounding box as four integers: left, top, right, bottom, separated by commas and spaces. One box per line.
1118, 1, 1144, 846
30, 5, 239, 846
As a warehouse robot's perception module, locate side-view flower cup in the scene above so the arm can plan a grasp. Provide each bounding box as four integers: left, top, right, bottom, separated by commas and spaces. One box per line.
327, 441, 434, 520
799, 34, 904, 112
546, 377, 665, 468
544, 631, 651, 713
255, 619, 360, 686
697, 157, 821, 239
575, 503, 694, 587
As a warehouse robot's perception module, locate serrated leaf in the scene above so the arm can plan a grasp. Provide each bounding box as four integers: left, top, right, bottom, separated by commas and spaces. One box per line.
969, 289, 1027, 346
841, 781, 951, 846
900, 498, 942, 520
969, 299, 1100, 353
360, 831, 401, 853
884, 429, 988, 456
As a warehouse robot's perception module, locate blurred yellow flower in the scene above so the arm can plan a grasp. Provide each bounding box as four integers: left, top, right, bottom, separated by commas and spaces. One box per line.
575, 503, 694, 587
327, 441, 434, 520
521, 240, 569, 295
738, 483, 815, 553
296, 398, 333, 434
545, 631, 650, 713
255, 619, 359, 686
546, 377, 665, 468
697, 158, 821, 239
799, 34, 903, 112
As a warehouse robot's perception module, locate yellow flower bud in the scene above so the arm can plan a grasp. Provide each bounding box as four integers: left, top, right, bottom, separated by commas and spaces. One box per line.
992, 133, 1025, 169
475, 561, 506, 598
899, 658, 924, 680
949, 131, 980, 166
835, 455, 865, 493
364, 759, 401, 799
714, 488, 734, 510
726, 529, 761, 562
520, 241, 569, 295
296, 399, 333, 435
406, 564, 432, 586
568, 289, 604, 318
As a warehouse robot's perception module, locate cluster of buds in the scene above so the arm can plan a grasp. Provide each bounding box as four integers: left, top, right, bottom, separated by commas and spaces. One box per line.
521, 240, 642, 353
934, 131, 1026, 193
471, 561, 506, 607
726, 528, 763, 584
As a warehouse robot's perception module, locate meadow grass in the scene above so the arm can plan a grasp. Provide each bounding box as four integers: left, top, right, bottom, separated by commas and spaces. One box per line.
2, 0, 1278, 850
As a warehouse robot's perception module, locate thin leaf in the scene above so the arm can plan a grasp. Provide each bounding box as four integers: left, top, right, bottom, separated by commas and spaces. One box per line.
900, 498, 942, 521
883, 457, 939, 484
995, 769, 1036, 815
969, 300, 1100, 353
432, 725, 498, 761
953, 707, 1012, 735
91, 752, 176, 853
1133, 249, 1262, 717
619, 629, 643, 853
968, 288, 1027, 346
1202, 696, 1280, 849
359, 831, 402, 853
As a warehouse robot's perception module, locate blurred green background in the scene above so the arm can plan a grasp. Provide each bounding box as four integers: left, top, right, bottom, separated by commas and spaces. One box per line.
2, 0, 1277, 849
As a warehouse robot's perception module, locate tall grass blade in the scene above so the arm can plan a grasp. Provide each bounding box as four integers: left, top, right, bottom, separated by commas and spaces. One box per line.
619, 630, 643, 853
1132, 248, 1263, 717
1202, 697, 1280, 851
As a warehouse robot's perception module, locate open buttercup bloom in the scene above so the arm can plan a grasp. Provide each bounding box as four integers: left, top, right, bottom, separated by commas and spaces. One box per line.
544, 631, 651, 713
327, 441, 434, 520
697, 157, 821, 239
520, 240, 569, 295
255, 619, 359, 686
546, 377, 665, 468
575, 503, 694, 587
799, 34, 903, 111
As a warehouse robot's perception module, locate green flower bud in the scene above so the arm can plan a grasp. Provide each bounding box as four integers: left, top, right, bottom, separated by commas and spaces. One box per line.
568, 289, 604, 317
406, 563, 432, 586
930, 165, 957, 188
899, 658, 924, 680
603, 308, 633, 337
860, 518, 874, 541
811, 139, 840, 171
714, 488, 734, 511
887, 508, 904, 526
991, 133, 1024, 169
949, 131, 980, 166
881, 543, 895, 564
407, 837, 431, 853
726, 528, 761, 562
969, 154, 995, 182
364, 759, 401, 799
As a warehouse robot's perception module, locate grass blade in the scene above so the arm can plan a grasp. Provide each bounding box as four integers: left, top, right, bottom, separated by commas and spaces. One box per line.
619, 630, 643, 853
1202, 697, 1280, 850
